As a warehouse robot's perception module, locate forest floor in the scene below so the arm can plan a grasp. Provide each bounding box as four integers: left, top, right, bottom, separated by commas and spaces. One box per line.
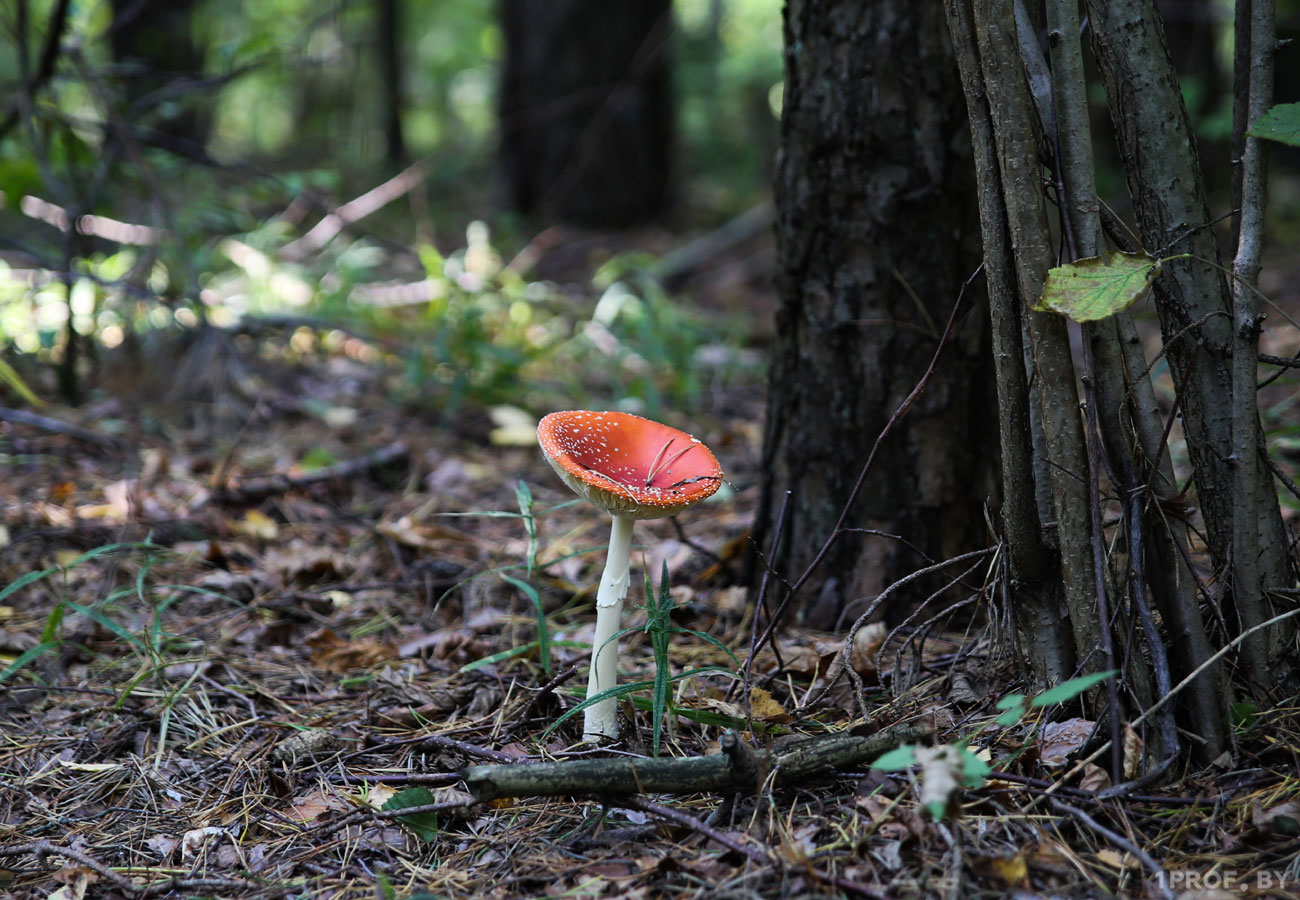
3, 232, 1300, 900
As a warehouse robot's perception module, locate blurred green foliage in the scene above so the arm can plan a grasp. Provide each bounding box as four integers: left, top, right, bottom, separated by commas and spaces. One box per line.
0, 0, 780, 415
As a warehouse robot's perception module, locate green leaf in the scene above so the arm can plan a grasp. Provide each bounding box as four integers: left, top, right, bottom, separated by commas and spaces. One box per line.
1034, 251, 1162, 322
1030, 669, 1118, 707
1229, 701, 1259, 732
1247, 102, 1300, 148
870, 745, 918, 771
994, 694, 1027, 728
418, 243, 446, 280
382, 787, 440, 842
958, 746, 992, 788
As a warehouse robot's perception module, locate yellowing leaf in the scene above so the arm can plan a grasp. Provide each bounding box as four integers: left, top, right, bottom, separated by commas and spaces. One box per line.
364, 784, 398, 808
1096, 848, 1137, 870
749, 686, 791, 723
57, 760, 123, 773
231, 509, 278, 540
488, 405, 539, 446
1122, 722, 1144, 780
54, 549, 82, 567
987, 853, 1028, 886
1034, 251, 1161, 322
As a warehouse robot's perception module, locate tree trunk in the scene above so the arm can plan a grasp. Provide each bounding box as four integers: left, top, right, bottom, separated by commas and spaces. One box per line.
109, 0, 208, 146
497, 0, 673, 227
376, 0, 405, 167
752, 0, 993, 630
1086, 0, 1297, 689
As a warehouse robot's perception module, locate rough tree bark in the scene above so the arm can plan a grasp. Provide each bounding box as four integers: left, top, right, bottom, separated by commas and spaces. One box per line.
945, 0, 1298, 767
1086, 0, 1297, 690
497, 0, 673, 227
751, 0, 993, 629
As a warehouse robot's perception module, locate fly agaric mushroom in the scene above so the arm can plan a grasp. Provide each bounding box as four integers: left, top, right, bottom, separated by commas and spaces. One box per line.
537, 410, 723, 741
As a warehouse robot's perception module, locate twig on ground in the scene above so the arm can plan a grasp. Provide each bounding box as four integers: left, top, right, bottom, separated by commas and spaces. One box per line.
0, 405, 124, 448
1050, 799, 1174, 900
515, 665, 579, 724
623, 795, 770, 865
421, 732, 517, 763
0, 840, 269, 898
0, 840, 138, 893
213, 441, 408, 502
461, 725, 928, 801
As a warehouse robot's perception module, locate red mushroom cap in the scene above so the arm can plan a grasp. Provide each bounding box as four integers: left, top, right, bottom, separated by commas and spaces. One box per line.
537, 410, 723, 519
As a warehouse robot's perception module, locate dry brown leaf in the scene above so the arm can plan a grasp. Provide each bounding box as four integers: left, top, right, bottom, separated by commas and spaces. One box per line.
365, 784, 398, 808
287, 788, 349, 824
1039, 717, 1094, 767
377, 514, 471, 549
948, 671, 982, 705
46, 867, 93, 900
266, 540, 349, 584
144, 835, 178, 861
850, 622, 888, 677
1122, 722, 1144, 780
711, 585, 749, 617
1252, 800, 1300, 835
305, 627, 396, 672
1078, 762, 1112, 793
1096, 848, 1137, 870
181, 826, 229, 860
855, 792, 894, 822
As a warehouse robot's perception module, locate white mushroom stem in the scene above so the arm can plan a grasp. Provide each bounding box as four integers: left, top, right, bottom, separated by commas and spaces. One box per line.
584, 514, 635, 741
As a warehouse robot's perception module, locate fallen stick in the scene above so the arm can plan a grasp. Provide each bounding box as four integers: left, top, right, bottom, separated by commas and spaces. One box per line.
461, 724, 928, 801
0, 405, 123, 448
214, 440, 408, 502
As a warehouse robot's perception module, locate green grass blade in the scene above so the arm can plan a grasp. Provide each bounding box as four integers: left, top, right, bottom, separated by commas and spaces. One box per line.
501, 572, 549, 675
63, 600, 148, 652
0, 640, 59, 684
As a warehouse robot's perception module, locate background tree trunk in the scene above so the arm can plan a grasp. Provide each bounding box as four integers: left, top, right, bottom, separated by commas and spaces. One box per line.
109, 0, 208, 146
751, 0, 993, 630
376, 0, 405, 168
497, 0, 673, 227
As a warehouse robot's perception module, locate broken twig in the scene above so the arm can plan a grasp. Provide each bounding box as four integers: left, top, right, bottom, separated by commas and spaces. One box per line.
461, 724, 927, 801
